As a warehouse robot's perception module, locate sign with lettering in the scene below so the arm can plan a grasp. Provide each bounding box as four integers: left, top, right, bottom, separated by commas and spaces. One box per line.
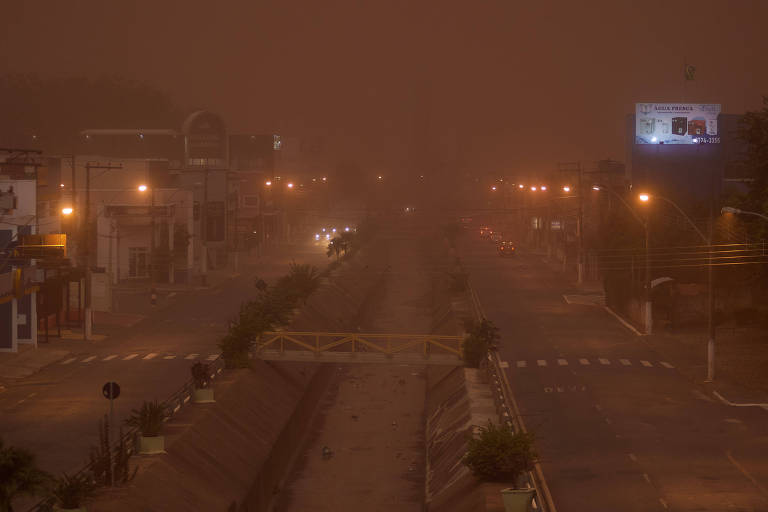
635, 103, 721, 145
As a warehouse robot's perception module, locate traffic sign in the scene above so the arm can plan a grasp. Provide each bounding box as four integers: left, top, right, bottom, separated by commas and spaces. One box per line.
102, 382, 121, 400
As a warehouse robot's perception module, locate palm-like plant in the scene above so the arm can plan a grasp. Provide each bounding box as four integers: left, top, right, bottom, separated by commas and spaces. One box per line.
125, 400, 168, 437
326, 237, 342, 260
0, 437, 51, 512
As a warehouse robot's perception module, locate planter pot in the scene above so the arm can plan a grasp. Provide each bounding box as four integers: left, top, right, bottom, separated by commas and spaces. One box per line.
192, 387, 215, 403
500, 488, 536, 512
138, 435, 165, 454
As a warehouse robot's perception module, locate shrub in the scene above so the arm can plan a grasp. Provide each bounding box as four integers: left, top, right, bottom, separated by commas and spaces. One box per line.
50, 473, 96, 509
462, 319, 500, 367
462, 421, 537, 484
0, 437, 51, 511
125, 400, 167, 437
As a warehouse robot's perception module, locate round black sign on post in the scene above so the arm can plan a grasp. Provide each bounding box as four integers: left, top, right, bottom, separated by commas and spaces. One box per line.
102, 381, 120, 400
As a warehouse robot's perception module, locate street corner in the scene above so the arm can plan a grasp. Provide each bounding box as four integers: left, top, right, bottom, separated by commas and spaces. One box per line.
0, 347, 72, 380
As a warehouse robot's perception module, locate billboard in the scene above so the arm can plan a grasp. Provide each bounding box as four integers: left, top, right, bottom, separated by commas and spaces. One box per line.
635, 103, 721, 144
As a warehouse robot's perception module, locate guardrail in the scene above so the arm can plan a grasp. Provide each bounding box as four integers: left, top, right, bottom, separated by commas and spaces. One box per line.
26, 357, 225, 511
468, 284, 557, 512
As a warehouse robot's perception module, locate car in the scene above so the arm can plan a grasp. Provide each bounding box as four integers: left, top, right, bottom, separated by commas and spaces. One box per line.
479, 227, 491, 239
497, 241, 516, 257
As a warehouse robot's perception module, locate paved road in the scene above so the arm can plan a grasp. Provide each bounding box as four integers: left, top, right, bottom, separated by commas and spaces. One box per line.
0, 241, 330, 479
460, 236, 768, 512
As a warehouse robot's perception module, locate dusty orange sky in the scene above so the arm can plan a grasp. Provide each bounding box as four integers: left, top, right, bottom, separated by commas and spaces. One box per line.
2, 0, 767, 175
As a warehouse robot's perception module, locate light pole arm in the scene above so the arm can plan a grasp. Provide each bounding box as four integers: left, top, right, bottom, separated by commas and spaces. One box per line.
722, 208, 768, 222
594, 185, 646, 229
656, 196, 708, 243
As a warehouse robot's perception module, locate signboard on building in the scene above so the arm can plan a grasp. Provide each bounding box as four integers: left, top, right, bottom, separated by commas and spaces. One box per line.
183, 111, 228, 168
635, 103, 721, 144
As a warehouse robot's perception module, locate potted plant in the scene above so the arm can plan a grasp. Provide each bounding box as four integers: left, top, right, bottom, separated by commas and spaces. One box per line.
191, 362, 215, 403
125, 400, 168, 454
49, 473, 95, 512
462, 421, 537, 512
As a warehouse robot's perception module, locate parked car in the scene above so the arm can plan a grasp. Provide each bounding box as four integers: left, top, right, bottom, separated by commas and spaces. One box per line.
497, 241, 516, 257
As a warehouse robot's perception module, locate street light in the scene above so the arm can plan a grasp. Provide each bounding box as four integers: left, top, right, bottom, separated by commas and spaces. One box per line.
61, 207, 73, 216
138, 184, 148, 192
491, 185, 497, 191
530, 186, 537, 191
540, 185, 547, 191
287, 182, 294, 189
518, 184, 524, 189
638, 193, 650, 202
265, 180, 272, 187
721, 206, 768, 222
562, 186, 571, 193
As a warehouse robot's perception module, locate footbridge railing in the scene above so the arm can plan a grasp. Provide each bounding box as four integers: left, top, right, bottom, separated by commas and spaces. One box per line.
256, 331, 464, 365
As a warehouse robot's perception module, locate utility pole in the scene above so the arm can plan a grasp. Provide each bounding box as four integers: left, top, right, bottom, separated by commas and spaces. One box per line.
83, 162, 122, 340
706, 165, 716, 382
200, 168, 208, 286
557, 161, 585, 284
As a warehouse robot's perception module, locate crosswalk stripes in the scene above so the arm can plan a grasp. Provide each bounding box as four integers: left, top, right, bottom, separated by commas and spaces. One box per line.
185, 353, 199, 360
142, 353, 158, 360
61, 357, 77, 365
103, 355, 118, 361
81, 356, 97, 363
206, 354, 219, 361
123, 354, 138, 361
163, 355, 176, 360
57, 352, 218, 366
510, 358, 675, 369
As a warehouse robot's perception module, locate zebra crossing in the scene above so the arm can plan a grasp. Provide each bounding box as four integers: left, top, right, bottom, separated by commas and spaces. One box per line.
510, 357, 674, 369
60, 352, 220, 365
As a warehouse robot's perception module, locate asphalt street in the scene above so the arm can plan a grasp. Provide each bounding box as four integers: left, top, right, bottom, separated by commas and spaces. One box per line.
460, 235, 768, 512
0, 241, 330, 479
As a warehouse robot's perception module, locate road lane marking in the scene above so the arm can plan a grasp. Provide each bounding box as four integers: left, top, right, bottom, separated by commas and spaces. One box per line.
619, 359, 631, 366
579, 358, 590, 365
544, 387, 553, 393
143, 353, 158, 360
81, 356, 96, 363
123, 354, 138, 360
642, 473, 651, 484
536, 359, 547, 367
206, 354, 219, 361
61, 358, 77, 365
599, 358, 610, 365
516, 360, 527, 368
499, 361, 509, 368
628, 453, 638, 462
659, 498, 669, 509
185, 353, 199, 360
660, 361, 674, 368
163, 355, 176, 360
103, 355, 118, 361
557, 358, 568, 366
640, 360, 652, 367
726, 450, 768, 499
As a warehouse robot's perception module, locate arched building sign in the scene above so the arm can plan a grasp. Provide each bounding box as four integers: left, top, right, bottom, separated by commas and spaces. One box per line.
183, 111, 228, 169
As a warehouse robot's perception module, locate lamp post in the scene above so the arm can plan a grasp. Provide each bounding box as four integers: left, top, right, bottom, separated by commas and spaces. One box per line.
721, 206, 768, 222
593, 185, 652, 334
138, 184, 155, 290
640, 193, 714, 381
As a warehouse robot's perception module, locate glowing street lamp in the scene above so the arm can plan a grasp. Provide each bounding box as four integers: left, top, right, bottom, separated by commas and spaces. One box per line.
530, 186, 537, 192
287, 182, 294, 189
540, 185, 547, 191
137, 184, 148, 192
61, 207, 73, 215
491, 185, 497, 191
563, 186, 571, 193
265, 180, 272, 187
638, 193, 650, 202
518, 184, 524, 189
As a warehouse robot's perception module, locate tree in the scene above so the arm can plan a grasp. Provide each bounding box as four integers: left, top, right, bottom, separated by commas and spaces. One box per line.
0, 437, 51, 512
736, 95, 768, 237
326, 237, 342, 261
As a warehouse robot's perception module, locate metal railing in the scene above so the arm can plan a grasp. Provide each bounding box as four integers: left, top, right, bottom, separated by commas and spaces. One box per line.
468, 284, 557, 512
257, 331, 463, 360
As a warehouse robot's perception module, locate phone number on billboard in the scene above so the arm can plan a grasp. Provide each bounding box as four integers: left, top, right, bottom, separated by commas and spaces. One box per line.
695, 137, 720, 144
